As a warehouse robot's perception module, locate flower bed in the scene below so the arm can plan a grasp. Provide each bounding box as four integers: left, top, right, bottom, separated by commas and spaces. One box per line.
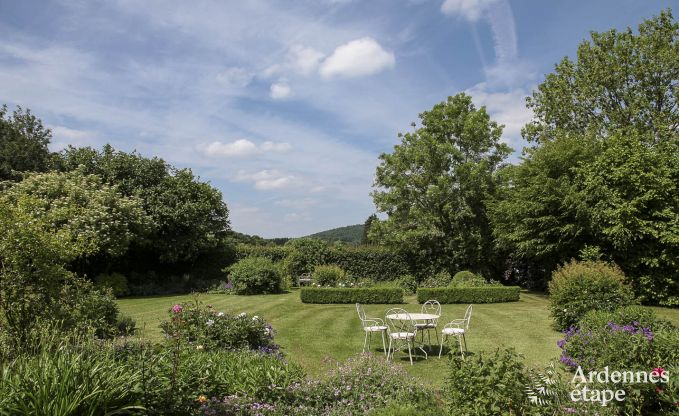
416, 286, 520, 304
300, 287, 403, 304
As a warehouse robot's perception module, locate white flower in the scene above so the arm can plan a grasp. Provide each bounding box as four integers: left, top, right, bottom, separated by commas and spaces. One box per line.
217, 312, 225, 317
263, 327, 271, 335
206, 319, 215, 326
238, 312, 246, 318
196, 345, 204, 351
252, 315, 259, 321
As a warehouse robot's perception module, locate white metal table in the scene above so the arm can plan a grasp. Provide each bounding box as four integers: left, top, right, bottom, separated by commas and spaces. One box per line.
385, 312, 440, 359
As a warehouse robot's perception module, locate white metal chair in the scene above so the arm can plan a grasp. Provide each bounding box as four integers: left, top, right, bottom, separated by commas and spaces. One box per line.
385, 308, 419, 365
415, 300, 441, 344
439, 304, 472, 359
356, 303, 388, 355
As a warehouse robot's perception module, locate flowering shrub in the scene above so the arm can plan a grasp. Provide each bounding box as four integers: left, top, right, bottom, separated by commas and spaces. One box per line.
311, 264, 347, 287
199, 353, 438, 415
160, 300, 278, 353
419, 271, 451, 288
227, 257, 283, 295
548, 260, 635, 330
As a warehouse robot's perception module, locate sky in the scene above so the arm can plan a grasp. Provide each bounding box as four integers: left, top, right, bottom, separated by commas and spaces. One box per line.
0, 0, 673, 237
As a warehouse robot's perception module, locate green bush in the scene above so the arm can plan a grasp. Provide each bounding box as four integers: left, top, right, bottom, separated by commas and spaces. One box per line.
115, 314, 137, 336
159, 300, 278, 353
419, 271, 452, 288
395, 274, 418, 295
94, 272, 129, 297
235, 243, 291, 262
227, 256, 283, 295
311, 264, 346, 287
444, 348, 532, 415
450, 270, 487, 287
56, 276, 120, 339
548, 260, 636, 330
300, 287, 403, 304
578, 305, 676, 333
416, 286, 520, 303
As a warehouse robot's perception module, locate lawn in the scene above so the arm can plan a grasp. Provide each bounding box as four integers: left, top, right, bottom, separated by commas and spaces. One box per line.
118, 290, 679, 386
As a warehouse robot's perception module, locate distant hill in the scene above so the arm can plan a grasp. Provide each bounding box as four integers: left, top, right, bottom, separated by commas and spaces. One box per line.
306, 224, 364, 244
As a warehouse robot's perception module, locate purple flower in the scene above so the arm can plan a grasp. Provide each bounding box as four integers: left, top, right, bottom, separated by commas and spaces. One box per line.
225, 280, 233, 289
171, 304, 183, 314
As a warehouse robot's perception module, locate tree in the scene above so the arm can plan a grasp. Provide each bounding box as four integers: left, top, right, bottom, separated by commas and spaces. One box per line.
0, 105, 52, 180
492, 10, 679, 302
361, 214, 377, 245
371, 93, 511, 277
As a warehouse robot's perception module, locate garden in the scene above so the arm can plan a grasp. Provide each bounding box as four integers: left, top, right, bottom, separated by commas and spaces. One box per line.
0, 9, 678, 416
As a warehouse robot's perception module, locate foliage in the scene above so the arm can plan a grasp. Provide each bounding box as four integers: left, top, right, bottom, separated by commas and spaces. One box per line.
490, 11, 679, 301
311, 264, 346, 287
95, 272, 130, 297
0, 336, 143, 416
557, 307, 679, 414
548, 260, 636, 330
395, 274, 418, 295
160, 300, 278, 353
227, 257, 283, 295
300, 287, 403, 304
450, 270, 487, 287
57, 277, 120, 339
416, 286, 520, 304
362, 214, 378, 245
115, 314, 137, 336
306, 224, 364, 245
419, 271, 452, 288
54, 144, 231, 267
444, 348, 532, 415
1, 169, 149, 260
282, 238, 330, 277
371, 93, 511, 279
0, 105, 51, 180
235, 244, 291, 262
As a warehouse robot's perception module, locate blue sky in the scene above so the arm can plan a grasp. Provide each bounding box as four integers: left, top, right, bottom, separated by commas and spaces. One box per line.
0, 0, 672, 237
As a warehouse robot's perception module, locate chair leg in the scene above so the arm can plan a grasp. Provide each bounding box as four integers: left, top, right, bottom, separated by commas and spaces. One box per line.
462, 333, 468, 352
439, 334, 446, 358
387, 338, 393, 360
368, 331, 372, 351
381, 331, 387, 356
407, 340, 413, 365
434, 328, 439, 345
458, 336, 464, 358
362, 330, 368, 353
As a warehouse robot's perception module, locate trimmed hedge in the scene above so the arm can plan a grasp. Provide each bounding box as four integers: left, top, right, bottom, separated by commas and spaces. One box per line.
417, 286, 520, 304
300, 287, 404, 304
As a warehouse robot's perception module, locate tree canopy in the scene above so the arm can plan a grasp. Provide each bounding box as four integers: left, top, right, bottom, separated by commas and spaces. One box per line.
0, 105, 51, 180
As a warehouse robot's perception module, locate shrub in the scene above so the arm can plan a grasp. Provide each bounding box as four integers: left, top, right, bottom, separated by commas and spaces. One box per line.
227, 256, 283, 295
416, 286, 520, 304
94, 272, 129, 297
159, 300, 278, 353
444, 348, 532, 415
419, 271, 452, 288
56, 276, 120, 339
450, 270, 487, 287
311, 264, 346, 287
395, 274, 418, 295
115, 314, 137, 336
548, 260, 636, 330
557, 307, 679, 414
300, 287, 403, 304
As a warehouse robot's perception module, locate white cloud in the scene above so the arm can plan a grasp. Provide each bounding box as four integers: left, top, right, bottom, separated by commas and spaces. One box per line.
288, 45, 325, 75
275, 198, 319, 208
216, 67, 253, 88
49, 125, 98, 151
319, 37, 395, 79
270, 80, 292, 99
440, 0, 499, 22
203, 139, 292, 157
234, 169, 297, 191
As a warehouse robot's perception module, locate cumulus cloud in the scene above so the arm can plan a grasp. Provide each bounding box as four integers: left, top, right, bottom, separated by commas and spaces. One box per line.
234, 169, 297, 190
204, 139, 291, 157
49, 125, 98, 151
319, 37, 395, 79
288, 45, 325, 75
270, 80, 292, 99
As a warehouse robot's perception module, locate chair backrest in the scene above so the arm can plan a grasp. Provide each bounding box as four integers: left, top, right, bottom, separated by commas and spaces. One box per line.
385, 308, 415, 334
356, 303, 367, 325
463, 304, 473, 330
421, 300, 441, 324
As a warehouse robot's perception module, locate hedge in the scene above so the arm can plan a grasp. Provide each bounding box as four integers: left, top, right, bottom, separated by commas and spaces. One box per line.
416, 286, 521, 304
300, 287, 404, 304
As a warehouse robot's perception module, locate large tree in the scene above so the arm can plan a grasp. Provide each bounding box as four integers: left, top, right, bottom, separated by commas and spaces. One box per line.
371, 93, 511, 277
0, 105, 52, 180
491, 10, 679, 303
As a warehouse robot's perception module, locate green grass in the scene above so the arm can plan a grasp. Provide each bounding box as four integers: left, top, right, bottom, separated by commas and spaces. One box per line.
118, 290, 679, 386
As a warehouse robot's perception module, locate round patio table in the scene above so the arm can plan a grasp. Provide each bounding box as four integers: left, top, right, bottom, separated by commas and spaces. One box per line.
386, 312, 439, 321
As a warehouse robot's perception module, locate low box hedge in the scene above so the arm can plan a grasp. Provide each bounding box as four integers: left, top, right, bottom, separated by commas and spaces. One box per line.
300, 287, 403, 304
416, 286, 520, 304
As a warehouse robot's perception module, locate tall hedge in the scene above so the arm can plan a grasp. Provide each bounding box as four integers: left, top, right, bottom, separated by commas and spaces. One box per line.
417, 286, 520, 304
300, 287, 404, 304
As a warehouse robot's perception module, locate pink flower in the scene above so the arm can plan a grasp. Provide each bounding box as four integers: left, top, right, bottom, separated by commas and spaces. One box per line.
171, 304, 183, 314
651, 367, 666, 377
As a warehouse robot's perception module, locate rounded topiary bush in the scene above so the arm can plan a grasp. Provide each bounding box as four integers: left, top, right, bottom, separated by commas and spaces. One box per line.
450, 270, 487, 287
419, 271, 452, 288
228, 257, 283, 295
311, 264, 346, 287
548, 260, 635, 330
